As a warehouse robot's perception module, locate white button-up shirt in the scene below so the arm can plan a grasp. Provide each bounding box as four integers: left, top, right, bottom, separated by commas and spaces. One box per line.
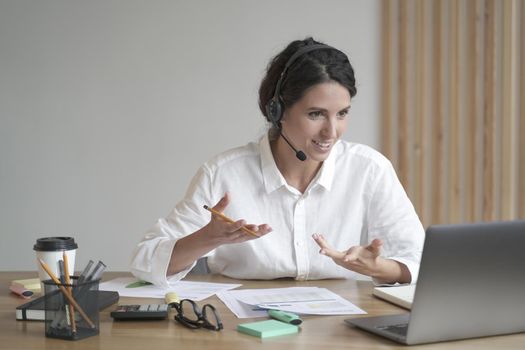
130, 134, 425, 287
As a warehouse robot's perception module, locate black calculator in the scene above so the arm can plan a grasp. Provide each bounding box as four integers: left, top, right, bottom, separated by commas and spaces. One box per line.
110, 304, 169, 320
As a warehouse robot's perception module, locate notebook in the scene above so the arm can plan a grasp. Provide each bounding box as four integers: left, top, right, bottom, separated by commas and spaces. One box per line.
372, 284, 415, 310
345, 220, 525, 345
16, 290, 119, 321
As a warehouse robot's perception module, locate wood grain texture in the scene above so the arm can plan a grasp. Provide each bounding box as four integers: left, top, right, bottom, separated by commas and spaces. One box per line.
3, 271, 525, 350
383, 0, 525, 226
520, 0, 525, 218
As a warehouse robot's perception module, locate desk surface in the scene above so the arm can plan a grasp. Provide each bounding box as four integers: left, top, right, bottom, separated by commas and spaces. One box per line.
1, 271, 523, 350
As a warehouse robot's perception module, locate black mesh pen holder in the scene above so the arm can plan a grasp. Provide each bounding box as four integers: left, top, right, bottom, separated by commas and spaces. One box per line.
43, 276, 100, 340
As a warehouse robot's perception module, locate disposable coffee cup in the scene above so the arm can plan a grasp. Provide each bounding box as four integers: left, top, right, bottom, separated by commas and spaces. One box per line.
34, 237, 78, 294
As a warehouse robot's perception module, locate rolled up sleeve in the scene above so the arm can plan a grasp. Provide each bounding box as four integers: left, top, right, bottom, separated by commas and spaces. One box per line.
367, 160, 425, 284
129, 165, 213, 287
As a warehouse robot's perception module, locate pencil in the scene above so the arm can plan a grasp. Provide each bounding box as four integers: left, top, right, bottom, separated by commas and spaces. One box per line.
63, 251, 77, 333
203, 205, 259, 237
38, 258, 95, 328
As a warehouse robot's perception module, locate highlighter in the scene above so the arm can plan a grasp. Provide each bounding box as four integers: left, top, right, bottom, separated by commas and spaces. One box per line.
268, 309, 303, 325
9, 285, 34, 299
165, 292, 180, 305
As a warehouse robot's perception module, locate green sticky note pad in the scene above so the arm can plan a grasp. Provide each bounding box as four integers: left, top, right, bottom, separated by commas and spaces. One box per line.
237, 320, 299, 338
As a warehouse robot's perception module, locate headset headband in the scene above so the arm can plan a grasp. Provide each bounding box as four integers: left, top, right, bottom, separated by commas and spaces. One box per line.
272, 44, 334, 103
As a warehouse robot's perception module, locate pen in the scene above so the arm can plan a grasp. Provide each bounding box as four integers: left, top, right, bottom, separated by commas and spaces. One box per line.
89, 260, 107, 281
63, 251, 77, 333
38, 258, 96, 328
77, 260, 94, 284
57, 259, 73, 329
58, 259, 66, 286
73, 260, 106, 307
203, 205, 259, 237
268, 309, 303, 325
57, 259, 72, 328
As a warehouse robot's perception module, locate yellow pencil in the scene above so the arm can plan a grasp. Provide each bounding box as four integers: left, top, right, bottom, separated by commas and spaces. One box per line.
38, 258, 95, 328
203, 205, 259, 237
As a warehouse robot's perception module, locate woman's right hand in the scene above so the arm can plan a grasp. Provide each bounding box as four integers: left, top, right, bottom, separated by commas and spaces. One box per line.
205, 192, 272, 246
167, 192, 272, 276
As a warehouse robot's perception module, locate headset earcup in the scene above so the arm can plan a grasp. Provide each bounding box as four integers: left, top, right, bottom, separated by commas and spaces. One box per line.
266, 99, 282, 125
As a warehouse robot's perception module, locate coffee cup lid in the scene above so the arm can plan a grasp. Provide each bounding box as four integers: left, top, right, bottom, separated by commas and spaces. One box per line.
33, 237, 78, 251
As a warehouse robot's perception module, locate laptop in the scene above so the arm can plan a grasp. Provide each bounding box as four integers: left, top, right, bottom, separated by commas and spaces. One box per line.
345, 220, 525, 345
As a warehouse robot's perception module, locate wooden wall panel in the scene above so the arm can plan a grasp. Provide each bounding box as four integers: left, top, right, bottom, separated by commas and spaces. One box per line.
431, 0, 445, 224
520, 0, 525, 218
382, 0, 525, 226
482, 0, 496, 221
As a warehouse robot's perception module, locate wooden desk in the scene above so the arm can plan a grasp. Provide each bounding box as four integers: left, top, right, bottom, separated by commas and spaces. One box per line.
1, 272, 523, 349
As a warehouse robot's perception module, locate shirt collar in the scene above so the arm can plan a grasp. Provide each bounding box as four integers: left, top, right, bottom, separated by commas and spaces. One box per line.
316, 142, 337, 191
260, 134, 287, 194
259, 134, 338, 194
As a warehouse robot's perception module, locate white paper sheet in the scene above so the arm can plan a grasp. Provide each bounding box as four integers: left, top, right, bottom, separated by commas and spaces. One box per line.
219, 286, 366, 317
216, 290, 269, 318
99, 277, 241, 301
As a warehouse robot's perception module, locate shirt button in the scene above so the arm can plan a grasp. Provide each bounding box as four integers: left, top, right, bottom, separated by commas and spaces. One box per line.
295, 241, 301, 247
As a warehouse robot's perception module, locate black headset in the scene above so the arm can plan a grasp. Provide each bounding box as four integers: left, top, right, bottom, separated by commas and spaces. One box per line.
265, 43, 335, 127
265, 43, 336, 161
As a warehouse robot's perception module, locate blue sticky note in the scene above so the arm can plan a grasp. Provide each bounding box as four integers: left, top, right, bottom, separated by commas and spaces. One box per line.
237, 319, 299, 338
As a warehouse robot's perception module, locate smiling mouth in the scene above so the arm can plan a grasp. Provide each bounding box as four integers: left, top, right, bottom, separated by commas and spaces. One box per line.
312, 140, 331, 150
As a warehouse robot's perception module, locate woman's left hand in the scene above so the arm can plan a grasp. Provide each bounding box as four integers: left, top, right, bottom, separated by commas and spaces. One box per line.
312, 233, 411, 284
312, 233, 383, 277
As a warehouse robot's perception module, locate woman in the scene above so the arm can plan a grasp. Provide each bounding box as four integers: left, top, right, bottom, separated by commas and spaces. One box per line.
130, 38, 424, 287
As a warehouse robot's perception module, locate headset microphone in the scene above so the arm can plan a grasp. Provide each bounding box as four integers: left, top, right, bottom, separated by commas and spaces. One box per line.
280, 131, 307, 161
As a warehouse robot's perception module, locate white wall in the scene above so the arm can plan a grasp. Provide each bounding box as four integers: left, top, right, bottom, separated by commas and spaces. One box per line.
0, 0, 381, 271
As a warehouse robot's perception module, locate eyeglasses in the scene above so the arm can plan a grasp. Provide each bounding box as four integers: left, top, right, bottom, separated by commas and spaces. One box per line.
171, 299, 223, 331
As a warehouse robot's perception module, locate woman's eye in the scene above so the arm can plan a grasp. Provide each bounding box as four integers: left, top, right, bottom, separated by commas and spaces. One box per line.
337, 110, 349, 119
308, 111, 323, 119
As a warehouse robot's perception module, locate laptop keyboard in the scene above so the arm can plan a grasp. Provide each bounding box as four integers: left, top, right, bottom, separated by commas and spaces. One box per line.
377, 323, 409, 336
